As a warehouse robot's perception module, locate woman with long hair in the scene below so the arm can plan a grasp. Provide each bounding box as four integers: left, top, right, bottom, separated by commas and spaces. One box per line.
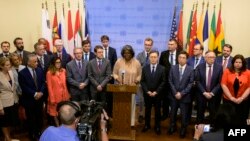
46, 57, 70, 126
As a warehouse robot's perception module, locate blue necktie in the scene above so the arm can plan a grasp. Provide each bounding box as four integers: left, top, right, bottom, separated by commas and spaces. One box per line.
179, 67, 183, 81
170, 53, 174, 65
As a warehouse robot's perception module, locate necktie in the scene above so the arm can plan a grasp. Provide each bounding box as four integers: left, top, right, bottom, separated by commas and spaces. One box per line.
151, 65, 155, 77
4, 54, 8, 58
78, 61, 81, 69
32, 69, 38, 88
179, 67, 183, 81
98, 60, 102, 70
222, 58, 228, 71
59, 53, 62, 60
206, 65, 212, 91
146, 52, 149, 64
84, 53, 88, 61
195, 57, 199, 65
40, 56, 44, 69
170, 53, 174, 65
105, 49, 108, 59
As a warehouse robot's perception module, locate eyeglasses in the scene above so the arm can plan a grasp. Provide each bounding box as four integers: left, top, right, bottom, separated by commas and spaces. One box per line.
55, 62, 61, 64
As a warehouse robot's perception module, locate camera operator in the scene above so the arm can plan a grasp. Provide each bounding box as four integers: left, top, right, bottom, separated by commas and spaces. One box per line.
193, 103, 239, 141
39, 101, 109, 141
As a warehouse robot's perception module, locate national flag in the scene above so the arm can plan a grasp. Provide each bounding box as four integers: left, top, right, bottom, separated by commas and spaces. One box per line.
196, 2, 204, 45
52, 3, 59, 53
58, 4, 70, 56
177, 4, 183, 50
203, 3, 209, 52
186, 4, 194, 51
67, 2, 74, 56
214, 3, 225, 55
74, 6, 82, 48
84, 8, 90, 40
41, 2, 52, 52
208, 6, 216, 51
188, 5, 197, 56
170, 6, 177, 40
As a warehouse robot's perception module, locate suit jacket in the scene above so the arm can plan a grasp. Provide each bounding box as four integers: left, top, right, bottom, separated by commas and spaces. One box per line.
66, 59, 89, 95
52, 51, 72, 68
0, 70, 18, 109
13, 50, 31, 66
136, 51, 149, 67
215, 56, 233, 68
0, 53, 11, 58
187, 56, 205, 69
141, 64, 166, 96
196, 63, 223, 97
168, 65, 194, 103
107, 47, 117, 70
88, 58, 112, 93
18, 67, 45, 107
37, 54, 52, 76
82, 52, 96, 62
246, 57, 250, 69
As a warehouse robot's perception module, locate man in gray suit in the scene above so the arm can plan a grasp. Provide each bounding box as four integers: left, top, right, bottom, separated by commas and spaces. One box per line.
136, 37, 154, 123
88, 45, 111, 103
168, 51, 194, 138
13, 37, 31, 65
66, 48, 89, 102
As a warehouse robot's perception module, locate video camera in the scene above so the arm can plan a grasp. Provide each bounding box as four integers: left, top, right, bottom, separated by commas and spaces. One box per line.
77, 100, 105, 141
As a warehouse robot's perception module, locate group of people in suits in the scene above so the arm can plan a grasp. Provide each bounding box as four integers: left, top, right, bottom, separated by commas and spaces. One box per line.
0, 35, 250, 141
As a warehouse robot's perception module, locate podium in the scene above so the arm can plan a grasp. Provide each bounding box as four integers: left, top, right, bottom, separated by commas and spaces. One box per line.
106, 84, 138, 140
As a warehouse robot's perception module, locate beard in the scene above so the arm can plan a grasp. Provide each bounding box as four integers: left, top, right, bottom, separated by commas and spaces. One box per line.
17, 46, 24, 51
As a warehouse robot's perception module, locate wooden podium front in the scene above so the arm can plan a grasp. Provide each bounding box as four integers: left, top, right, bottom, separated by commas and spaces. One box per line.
106, 84, 138, 140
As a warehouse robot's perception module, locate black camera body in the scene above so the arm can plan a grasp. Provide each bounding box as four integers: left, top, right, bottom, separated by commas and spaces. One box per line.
77, 100, 104, 141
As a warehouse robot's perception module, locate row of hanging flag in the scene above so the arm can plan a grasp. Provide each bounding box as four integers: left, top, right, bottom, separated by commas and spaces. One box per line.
170, 1, 225, 56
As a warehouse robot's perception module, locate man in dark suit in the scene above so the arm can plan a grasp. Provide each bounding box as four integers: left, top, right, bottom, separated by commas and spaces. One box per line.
101, 35, 117, 70
38, 38, 53, 56
34, 42, 51, 75
66, 48, 89, 102
82, 39, 95, 61
18, 54, 45, 140
88, 45, 112, 103
159, 38, 180, 120
168, 51, 194, 138
141, 50, 166, 135
53, 39, 72, 68
187, 43, 205, 122
101, 35, 117, 117
215, 44, 233, 71
196, 51, 223, 124
13, 37, 31, 65
0, 41, 11, 58
136, 37, 154, 123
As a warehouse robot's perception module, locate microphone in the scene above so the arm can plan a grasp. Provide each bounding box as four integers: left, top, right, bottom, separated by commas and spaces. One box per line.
121, 70, 125, 85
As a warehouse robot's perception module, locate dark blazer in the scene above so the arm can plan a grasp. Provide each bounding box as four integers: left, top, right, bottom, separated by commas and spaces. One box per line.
196, 63, 223, 96
88, 58, 112, 94
159, 50, 180, 74
107, 47, 117, 70
215, 56, 233, 68
37, 54, 52, 75
52, 51, 72, 68
0, 53, 11, 58
18, 67, 45, 107
13, 50, 31, 66
141, 64, 166, 95
187, 56, 205, 69
66, 59, 89, 96
168, 65, 194, 103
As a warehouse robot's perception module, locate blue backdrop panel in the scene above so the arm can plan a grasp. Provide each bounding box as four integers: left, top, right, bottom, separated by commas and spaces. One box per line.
86, 0, 182, 57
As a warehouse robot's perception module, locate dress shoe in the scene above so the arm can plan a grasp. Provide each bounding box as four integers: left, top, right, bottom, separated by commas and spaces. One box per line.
138, 115, 144, 123
168, 126, 176, 135
154, 127, 161, 135
179, 128, 186, 138
142, 126, 151, 132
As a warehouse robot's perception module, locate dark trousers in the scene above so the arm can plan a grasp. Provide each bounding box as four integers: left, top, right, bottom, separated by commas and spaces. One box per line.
24, 100, 43, 138
161, 88, 170, 118
144, 94, 161, 128
169, 99, 190, 128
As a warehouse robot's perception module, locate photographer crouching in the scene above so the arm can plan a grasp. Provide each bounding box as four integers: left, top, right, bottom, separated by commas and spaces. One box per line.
39, 101, 109, 141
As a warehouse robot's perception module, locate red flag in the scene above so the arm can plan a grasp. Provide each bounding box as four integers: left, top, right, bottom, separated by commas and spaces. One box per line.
177, 6, 183, 50
188, 6, 197, 56
68, 5, 74, 56
52, 7, 59, 52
